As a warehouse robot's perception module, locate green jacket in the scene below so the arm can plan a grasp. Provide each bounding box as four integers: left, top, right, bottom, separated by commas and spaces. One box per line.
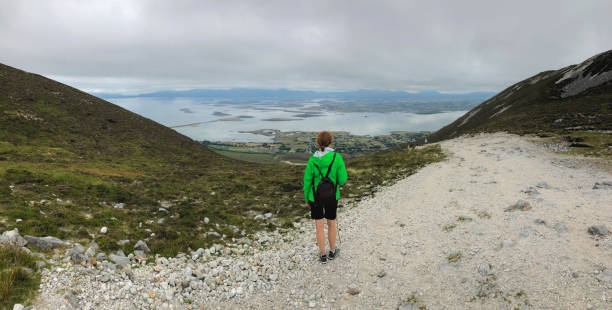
303, 148, 347, 203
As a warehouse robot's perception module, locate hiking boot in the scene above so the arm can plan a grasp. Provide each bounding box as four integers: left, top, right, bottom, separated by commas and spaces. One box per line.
328, 249, 338, 260
320, 254, 327, 264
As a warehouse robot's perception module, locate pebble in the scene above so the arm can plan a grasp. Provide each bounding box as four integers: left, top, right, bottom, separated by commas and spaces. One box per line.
554, 222, 568, 233
588, 225, 609, 236
477, 263, 493, 276
505, 200, 532, 212
593, 182, 612, 190
398, 302, 419, 310
596, 271, 612, 283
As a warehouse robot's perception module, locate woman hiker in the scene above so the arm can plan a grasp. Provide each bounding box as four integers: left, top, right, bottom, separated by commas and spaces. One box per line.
303, 131, 347, 263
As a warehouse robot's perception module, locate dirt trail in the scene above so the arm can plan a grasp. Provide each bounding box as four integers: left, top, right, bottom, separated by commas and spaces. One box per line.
216, 133, 612, 309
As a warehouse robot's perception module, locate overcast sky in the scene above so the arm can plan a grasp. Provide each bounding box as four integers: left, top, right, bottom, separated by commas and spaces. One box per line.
1, 0, 611, 94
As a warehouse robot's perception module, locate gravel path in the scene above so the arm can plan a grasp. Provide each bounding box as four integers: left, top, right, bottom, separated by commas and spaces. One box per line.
31, 133, 612, 309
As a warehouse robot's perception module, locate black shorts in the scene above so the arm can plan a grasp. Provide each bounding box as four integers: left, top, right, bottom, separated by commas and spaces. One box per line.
308, 200, 338, 220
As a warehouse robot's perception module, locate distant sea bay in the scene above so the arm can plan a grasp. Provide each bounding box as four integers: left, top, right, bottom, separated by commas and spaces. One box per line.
109, 97, 466, 142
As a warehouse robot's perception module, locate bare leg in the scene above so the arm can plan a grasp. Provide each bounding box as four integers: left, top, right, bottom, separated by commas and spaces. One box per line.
327, 219, 336, 252
315, 219, 326, 255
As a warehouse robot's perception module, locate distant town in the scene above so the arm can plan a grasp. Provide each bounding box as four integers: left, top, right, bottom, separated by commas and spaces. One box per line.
202, 130, 429, 163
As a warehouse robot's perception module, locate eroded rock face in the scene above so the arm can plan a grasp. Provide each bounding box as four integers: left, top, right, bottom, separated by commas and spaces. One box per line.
556, 51, 612, 98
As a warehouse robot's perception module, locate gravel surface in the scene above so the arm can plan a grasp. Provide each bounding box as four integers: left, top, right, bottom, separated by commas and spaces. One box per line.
27, 133, 612, 309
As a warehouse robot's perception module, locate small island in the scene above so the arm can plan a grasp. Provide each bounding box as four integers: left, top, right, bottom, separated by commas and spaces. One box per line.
262, 117, 303, 121
179, 108, 195, 114
293, 113, 322, 118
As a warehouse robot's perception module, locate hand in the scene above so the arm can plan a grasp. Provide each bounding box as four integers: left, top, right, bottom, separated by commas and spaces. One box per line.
306, 203, 310, 208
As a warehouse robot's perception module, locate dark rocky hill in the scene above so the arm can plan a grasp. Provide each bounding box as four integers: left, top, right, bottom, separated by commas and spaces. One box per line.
429, 50, 612, 142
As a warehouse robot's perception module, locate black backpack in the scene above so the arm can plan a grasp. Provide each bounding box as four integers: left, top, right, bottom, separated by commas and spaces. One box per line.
312, 152, 337, 206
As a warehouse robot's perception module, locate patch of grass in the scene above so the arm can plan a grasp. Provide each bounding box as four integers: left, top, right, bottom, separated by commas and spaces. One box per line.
442, 223, 456, 232
207, 147, 278, 164
0, 246, 40, 309
400, 294, 427, 310
477, 210, 492, 219
543, 131, 612, 158
457, 216, 472, 222
446, 252, 462, 263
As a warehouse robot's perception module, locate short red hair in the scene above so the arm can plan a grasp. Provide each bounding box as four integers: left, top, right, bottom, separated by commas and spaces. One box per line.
316, 131, 333, 151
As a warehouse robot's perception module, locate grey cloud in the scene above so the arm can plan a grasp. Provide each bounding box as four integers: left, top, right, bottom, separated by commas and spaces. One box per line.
1, 0, 611, 94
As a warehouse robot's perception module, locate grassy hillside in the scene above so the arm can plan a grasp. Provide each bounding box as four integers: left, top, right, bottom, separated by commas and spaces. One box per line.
0, 63, 444, 258
428, 50, 612, 143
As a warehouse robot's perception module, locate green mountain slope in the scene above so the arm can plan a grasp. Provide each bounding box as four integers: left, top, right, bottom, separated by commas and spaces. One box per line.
429, 50, 612, 142
0, 63, 444, 256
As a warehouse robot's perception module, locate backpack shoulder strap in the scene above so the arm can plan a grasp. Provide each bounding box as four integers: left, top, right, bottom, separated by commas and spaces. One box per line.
324, 152, 337, 179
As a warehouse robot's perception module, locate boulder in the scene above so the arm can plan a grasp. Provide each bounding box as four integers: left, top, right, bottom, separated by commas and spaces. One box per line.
134, 240, 150, 253
24, 235, 69, 250
109, 254, 130, 267
70, 252, 87, 264
72, 243, 85, 254
85, 244, 97, 259
0, 229, 27, 247
96, 253, 107, 261
69, 245, 87, 263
